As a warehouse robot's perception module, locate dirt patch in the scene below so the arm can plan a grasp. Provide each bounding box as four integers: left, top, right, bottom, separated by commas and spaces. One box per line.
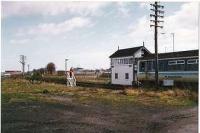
1, 79, 198, 133
160, 107, 198, 133
44, 94, 73, 103
2, 94, 198, 133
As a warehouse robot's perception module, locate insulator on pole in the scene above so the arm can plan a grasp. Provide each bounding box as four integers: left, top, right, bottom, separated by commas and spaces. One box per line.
150, 20, 164, 22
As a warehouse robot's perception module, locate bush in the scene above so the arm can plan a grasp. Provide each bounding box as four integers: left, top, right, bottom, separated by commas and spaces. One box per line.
29, 71, 43, 83
42, 76, 66, 84
99, 73, 111, 78
123, 89, 143, 96
42, 89, 49, 94
10, 74, 23, 79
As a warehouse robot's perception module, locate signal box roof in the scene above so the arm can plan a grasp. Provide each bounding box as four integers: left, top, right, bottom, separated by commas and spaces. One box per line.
109, 46, 150, 58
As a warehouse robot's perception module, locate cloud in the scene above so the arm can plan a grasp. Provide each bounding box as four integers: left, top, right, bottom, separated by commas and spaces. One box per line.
139, 2, 150, 10
2, 1, 109, 18
69, 51, 110, 69
128, 16, 152, 41
127, 2, 198, 52
165, 3, 198, 30
161, 2, 198, 51
10, 39, 30, 44
116, 2, 131, 17
17, 17, 92, 36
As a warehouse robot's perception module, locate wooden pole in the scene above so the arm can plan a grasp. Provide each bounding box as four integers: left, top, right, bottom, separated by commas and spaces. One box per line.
154, 2, 159, 89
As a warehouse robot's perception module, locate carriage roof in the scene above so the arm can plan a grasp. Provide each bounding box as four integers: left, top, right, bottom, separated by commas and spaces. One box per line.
139, 49, 199, 60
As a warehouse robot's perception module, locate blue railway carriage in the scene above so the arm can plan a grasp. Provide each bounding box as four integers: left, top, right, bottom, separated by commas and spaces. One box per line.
137, 50, 199, 83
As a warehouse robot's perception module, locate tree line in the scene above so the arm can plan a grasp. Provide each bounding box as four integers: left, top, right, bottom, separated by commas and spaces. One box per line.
32, 62, 56, 75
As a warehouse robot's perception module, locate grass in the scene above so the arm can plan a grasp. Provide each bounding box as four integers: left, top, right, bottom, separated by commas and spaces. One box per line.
2, 78, 198, 133
1, 78, 198, 107
41, 75, 110, 84
2, 93, 36, 104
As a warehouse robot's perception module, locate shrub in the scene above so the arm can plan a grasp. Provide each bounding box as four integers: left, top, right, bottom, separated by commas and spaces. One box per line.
46, 62, 56, 74
42, 89, 49, 94
42, 76, 66, 84
99, 73, 111, 78
29, 71, 43, 83
123, 89, 143, 96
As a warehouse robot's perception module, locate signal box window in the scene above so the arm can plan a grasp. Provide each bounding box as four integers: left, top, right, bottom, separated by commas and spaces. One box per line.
115, 73, 118, 79
125, 73, 129, 79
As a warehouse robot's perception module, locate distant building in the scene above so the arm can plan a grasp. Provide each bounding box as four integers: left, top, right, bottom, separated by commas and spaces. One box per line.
73, 67, 84, 74
57, 70, 65, 76
3, 70, 22, 77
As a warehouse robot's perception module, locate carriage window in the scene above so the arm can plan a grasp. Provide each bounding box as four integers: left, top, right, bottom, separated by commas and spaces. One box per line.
147, 61, 155, 72
187, 59, 198, 64
139, 61, 145, 72
177, 60, 185, 64
168, 60, 177, 65
186, 59, 198, 71
159, 60, 166, 71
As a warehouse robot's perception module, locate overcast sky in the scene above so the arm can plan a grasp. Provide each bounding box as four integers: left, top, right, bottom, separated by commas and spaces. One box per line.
1, 2, 199, 71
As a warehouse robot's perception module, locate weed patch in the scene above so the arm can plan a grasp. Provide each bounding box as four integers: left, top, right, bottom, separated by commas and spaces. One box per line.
1, 79, 198, 107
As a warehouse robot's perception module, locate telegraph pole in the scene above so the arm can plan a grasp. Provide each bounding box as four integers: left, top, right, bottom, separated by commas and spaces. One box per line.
19, 55, 26, 76
65, 59, 68, 75
65, 59, 69, 85
27, 64, 30, 73
171, 33, 175, 52
150, 2, 164, 89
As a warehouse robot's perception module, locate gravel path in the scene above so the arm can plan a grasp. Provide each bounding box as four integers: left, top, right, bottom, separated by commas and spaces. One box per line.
2, 95, 198, 133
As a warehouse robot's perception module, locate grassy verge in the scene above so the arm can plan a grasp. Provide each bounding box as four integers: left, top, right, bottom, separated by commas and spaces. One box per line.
1, 78, 197, 107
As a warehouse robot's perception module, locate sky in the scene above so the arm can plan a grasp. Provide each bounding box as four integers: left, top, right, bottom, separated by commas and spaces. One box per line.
1, 2, 199, 71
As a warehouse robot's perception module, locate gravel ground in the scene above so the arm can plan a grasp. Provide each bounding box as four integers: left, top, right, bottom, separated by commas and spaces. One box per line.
2, 95, 198, 133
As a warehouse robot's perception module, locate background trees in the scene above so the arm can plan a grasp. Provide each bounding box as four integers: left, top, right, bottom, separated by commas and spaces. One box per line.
38, 68, 46, 75
46, 62, 56, 74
